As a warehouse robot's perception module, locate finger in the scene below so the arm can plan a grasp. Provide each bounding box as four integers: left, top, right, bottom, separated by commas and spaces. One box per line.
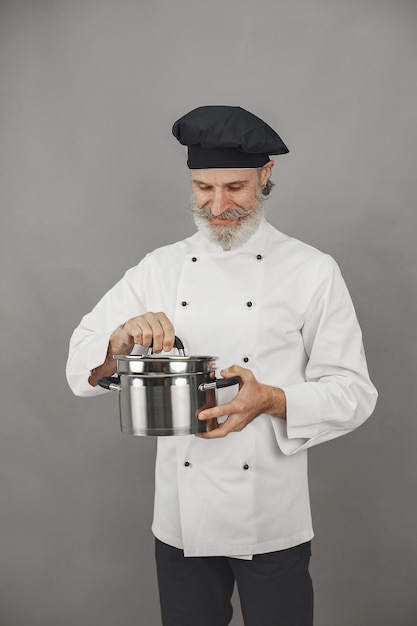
134, 318, 154, 347
139, 312, 175, 352
155, 313, 176, 352
197, 410, 252, 438
196, 420, 232, 439
145, 312, 175, 352
198, 401, 236, 421
141, 314, 164, 351
117, 318, 149, 347
121, 316, 158, 348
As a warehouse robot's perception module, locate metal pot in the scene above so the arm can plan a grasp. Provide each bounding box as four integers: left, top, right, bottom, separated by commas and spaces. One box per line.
97, 337, 240, 436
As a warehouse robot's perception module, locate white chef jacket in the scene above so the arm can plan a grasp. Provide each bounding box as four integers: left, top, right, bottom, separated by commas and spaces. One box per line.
66, 218, 377, 557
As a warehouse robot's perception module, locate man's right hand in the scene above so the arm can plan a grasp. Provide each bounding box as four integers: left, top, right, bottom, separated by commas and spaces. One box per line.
110, 311, 176, 354
88, 312, 175, 387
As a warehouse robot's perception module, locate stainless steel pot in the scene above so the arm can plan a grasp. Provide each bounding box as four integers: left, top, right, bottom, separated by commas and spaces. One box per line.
97, 337, 240, 436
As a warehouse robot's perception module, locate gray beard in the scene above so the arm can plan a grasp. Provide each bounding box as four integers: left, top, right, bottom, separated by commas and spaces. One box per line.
190, 195, 264, 251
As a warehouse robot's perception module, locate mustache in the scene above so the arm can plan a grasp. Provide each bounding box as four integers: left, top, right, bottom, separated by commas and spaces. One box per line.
190, 204, 255, 220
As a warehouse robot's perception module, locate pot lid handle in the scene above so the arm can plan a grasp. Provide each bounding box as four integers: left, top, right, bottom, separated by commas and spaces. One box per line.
146, 335, 186, 357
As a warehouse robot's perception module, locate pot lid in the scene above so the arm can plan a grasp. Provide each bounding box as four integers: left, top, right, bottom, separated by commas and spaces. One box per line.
114, 353, 218, 375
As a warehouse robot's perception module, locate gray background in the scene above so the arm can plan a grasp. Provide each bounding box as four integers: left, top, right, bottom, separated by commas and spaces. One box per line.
1, 0, 416, 624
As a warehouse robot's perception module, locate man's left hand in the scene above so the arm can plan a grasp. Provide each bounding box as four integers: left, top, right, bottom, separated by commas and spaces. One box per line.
196, 365, 286, 439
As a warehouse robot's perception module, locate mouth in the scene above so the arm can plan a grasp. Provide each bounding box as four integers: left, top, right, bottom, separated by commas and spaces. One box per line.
211, 216, 238, 226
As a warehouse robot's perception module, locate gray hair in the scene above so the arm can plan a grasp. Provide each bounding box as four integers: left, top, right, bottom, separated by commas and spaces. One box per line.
257, 167, 275, 197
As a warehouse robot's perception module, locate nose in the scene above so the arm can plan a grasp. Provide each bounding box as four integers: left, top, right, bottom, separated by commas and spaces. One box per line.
210, 188, 230, 216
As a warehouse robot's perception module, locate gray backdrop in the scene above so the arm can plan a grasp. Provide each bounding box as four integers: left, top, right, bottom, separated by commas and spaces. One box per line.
1, 1, 416, 625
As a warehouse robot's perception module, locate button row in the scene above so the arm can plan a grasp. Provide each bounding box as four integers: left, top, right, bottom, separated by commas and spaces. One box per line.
184, 461, 250, 470
189, 254, 263, 262
180, 301, 255, 308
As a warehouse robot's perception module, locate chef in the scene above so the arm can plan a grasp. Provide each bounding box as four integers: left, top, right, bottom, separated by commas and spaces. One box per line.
66, 105, 378, 626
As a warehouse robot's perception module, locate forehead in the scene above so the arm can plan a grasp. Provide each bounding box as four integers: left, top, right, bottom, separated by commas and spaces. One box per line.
190, 168, 259, 186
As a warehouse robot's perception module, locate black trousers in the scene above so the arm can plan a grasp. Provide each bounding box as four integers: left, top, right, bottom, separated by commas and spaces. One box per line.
155, 539, 313, 626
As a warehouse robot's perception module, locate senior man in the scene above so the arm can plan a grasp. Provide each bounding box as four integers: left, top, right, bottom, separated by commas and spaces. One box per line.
67, 105, 378, 626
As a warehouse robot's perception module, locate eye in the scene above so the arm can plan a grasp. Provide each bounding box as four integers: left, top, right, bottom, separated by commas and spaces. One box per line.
227, 185, 243, 192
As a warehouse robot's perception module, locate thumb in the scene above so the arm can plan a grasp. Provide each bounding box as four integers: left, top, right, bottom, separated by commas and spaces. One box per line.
220, 364, 251, 383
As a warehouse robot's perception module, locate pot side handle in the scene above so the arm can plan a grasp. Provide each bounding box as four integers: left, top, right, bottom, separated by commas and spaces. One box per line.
199, 376, 241, 392
215, 376, 241, 388
97, 376, 121, 391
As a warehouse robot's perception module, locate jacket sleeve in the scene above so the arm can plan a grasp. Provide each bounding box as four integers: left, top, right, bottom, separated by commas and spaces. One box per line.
66, 263, 147, 397
272, 255, 378, 455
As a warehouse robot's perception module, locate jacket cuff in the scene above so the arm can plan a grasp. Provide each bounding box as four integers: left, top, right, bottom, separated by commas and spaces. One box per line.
67, 333, 112, 397
269, 383, 322, 455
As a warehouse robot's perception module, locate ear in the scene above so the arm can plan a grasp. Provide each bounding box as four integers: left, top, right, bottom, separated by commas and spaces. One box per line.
261, 161, 274, 186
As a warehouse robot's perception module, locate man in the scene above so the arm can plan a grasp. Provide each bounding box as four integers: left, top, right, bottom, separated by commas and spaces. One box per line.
66, 105, 378, 626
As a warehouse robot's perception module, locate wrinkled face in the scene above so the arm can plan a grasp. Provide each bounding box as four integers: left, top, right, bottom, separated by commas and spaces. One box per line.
190, 163, 273, 250
191, 168, 262, 222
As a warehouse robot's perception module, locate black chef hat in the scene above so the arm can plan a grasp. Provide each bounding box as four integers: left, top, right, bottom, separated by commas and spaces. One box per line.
172, 105, 289, 169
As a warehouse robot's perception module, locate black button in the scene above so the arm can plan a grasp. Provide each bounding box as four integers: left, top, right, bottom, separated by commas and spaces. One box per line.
246, 301, 253, 308
192, 257, 198, 262
181, 301, 188, 307
243, 357, 249, 363
243, 463, 249, 470
184, 461, 191, 467
256, 254, 263, 260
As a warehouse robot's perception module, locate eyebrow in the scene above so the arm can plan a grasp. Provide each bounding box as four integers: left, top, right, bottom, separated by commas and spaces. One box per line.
192, 179, 249, 186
